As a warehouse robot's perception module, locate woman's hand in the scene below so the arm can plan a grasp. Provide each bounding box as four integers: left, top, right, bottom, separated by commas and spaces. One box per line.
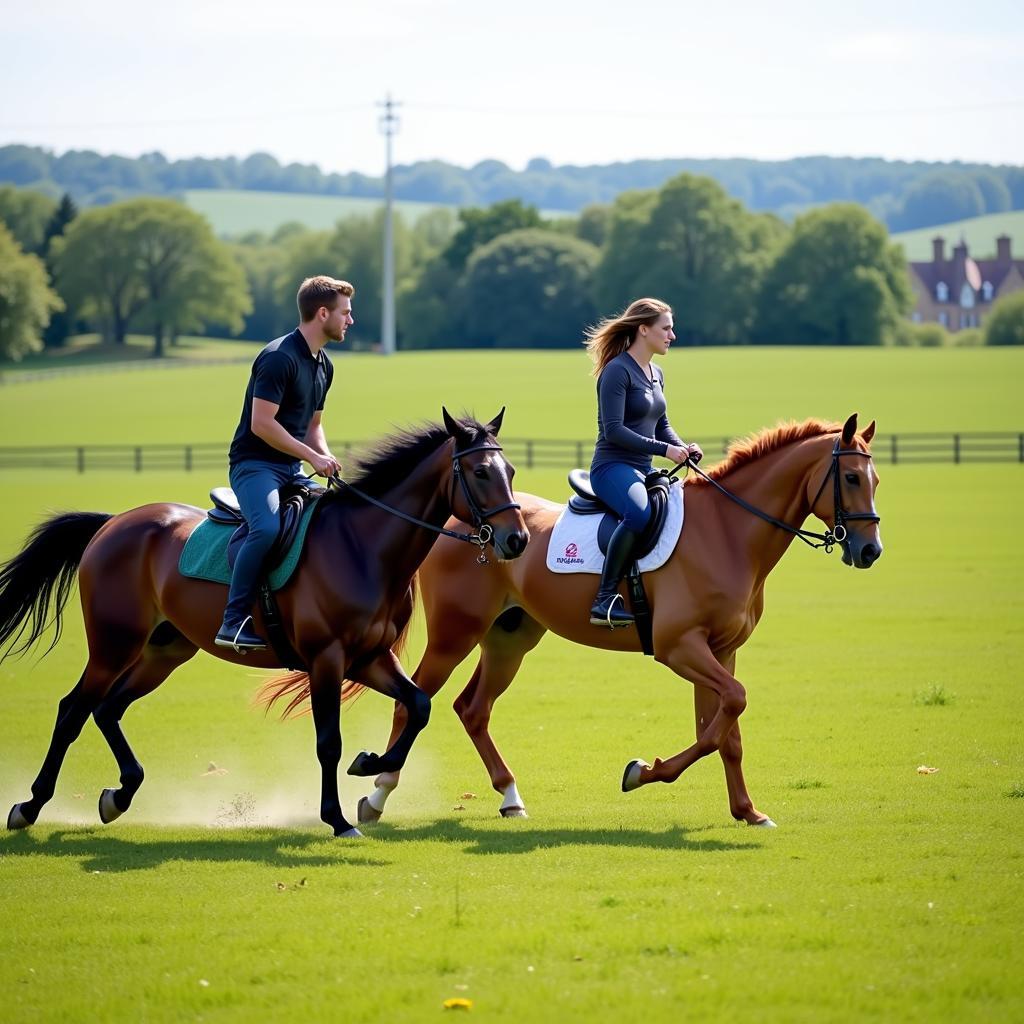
686, 442, 704, 464
665, 444, 689, 464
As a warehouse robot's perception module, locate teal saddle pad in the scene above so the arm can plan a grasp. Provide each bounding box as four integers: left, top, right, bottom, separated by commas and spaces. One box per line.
178, 503, 319, 590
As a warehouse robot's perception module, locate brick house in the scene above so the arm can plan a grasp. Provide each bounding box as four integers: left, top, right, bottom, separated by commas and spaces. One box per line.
907, 235, 1024, 331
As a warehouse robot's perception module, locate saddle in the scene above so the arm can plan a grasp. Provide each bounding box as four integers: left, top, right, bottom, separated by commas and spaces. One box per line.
566, 468, 676, 559
203, 479, 326, 673
206, 478, 326, 572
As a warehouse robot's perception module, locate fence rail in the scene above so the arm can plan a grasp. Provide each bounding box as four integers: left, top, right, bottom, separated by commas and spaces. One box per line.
1, 433, 1021, 473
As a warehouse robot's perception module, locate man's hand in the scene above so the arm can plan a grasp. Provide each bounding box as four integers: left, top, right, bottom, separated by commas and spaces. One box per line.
309, 451, 341, 477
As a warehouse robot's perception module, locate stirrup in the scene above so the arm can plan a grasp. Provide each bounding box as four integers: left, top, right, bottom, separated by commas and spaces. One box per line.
590, 593, 633, 629
214, 615, 267, 653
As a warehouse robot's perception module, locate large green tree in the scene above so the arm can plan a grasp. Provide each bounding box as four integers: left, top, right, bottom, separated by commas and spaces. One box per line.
443, 199, 542, 271
53, 198, 250, 354
461, 229, 599, 347
754, 204, 912, 346
0, 223, 63, 361
0, 185, 58, 253
595, 175, 784, 345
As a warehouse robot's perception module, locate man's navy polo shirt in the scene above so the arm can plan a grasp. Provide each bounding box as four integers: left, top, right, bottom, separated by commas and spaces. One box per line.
229, 329, 334, 466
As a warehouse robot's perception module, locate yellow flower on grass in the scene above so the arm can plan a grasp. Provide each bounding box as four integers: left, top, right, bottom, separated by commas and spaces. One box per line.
443, 997, 473, 1010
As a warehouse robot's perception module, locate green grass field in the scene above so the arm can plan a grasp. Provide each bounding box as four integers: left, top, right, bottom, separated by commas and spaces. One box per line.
891, 210, 1024, 261
1, 350, 1022, 1021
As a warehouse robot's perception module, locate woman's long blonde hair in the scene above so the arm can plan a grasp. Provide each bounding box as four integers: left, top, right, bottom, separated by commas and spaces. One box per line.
583, 297, 672, 376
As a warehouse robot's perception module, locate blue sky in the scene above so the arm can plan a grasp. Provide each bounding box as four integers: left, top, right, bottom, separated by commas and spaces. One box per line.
2, 0, 1022, 175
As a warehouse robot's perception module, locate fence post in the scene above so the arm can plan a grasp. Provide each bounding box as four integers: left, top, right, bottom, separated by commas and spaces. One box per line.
1019, 434, 1023, 463
890, 435, 898, 465
134, 447, 142, 472
77, 447, 85, 473
185, 445, 192, 472
953, 433, 960, 464
526, 440, 534, 469
576, 441, 583, 465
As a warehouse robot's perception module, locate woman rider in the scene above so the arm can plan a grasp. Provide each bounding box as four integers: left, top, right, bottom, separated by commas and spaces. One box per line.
584, 297, 703, 628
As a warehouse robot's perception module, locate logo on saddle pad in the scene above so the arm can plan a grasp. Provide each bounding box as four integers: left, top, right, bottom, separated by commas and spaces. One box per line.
556, 541, 584, 566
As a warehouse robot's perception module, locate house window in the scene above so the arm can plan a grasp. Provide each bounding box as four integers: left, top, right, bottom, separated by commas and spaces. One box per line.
938, 311, 948, 327
960, 284, 975, 309
936, 282, 949, 302
982, 282, 993, 301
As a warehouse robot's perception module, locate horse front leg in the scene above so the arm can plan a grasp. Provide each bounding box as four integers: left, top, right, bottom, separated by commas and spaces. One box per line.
346, 650, 431, 779
309, 644, 361, 838
694, 656, 775, 827
622, 636, 747, 795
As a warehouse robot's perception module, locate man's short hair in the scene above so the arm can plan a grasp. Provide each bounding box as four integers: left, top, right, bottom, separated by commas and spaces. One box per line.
297, 276, 355, 322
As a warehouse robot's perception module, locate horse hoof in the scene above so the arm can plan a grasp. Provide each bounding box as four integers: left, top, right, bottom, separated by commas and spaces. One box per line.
499, 806, 528, 818
98, 788, 123, 824
7, 803, 32, 831
621, 759, 650, 793
346, 751, 380, 777
337, 826, 364, 839
357, 797, 382, 824
750, 816, 778, 828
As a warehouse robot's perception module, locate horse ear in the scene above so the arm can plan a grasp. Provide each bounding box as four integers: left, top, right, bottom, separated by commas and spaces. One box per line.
485, 407, 505, 437
861, 419, 876, 444
442, 406, 471, 444
841, 413, 858, 446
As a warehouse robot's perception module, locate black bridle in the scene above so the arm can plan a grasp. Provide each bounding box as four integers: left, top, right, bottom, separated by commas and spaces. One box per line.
327, 441, 520, 564
672, 437, 880, 553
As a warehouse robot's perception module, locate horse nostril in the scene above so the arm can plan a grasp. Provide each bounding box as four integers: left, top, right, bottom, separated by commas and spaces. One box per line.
508, 531, 527, 556
862, 543, 880, 565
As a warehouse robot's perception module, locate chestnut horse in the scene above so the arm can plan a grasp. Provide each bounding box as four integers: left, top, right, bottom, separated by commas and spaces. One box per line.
0, 410, 528, 837
342, 413, 881, 828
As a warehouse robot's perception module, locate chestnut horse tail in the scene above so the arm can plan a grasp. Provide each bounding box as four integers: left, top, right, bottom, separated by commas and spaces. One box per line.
0, 511, 113, 661
257, 575, 421, 720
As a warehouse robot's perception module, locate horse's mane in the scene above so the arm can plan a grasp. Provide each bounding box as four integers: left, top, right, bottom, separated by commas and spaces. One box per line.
324, 416, 492, 500
692, 418, 841, 484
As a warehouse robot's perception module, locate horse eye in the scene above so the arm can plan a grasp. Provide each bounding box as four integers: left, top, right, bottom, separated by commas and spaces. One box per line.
845, 472, 860, 485
474, 467, 488, 480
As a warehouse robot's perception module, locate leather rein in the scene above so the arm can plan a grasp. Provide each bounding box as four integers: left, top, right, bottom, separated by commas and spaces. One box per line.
327, 442, 520, 564
670, 437, 880, 553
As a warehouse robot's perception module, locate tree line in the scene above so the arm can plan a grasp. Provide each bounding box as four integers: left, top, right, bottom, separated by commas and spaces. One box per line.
2, 175, 1023, 362
2, 144, 1022, 232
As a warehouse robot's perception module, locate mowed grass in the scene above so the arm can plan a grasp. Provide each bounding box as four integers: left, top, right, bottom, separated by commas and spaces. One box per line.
1, 347, 1022, 450
1, 349, 1023, 1021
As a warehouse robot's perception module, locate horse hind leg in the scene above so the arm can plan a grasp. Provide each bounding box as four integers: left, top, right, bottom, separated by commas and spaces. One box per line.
453, 607, 547, 819
8, 646, 146, 830
93, 623, 198, 824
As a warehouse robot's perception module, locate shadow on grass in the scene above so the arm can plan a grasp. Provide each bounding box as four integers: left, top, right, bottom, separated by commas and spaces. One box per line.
0, 817, 758, 873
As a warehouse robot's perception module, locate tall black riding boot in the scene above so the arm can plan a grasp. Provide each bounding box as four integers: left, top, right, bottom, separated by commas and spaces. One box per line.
590, 521, 639, 628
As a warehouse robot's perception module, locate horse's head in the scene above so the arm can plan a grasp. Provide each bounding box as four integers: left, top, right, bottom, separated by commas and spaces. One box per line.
809, 413, 882, 569
442, 407, 530, 561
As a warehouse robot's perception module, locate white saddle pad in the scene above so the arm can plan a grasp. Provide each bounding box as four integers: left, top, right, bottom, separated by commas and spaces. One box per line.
545, 483, 684, 574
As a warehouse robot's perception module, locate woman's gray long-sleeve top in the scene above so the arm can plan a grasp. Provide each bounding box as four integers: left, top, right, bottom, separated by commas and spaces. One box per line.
591, 351, 684, 472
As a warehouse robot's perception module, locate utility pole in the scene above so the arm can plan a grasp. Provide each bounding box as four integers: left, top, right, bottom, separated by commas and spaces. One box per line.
378, 93, 401, 355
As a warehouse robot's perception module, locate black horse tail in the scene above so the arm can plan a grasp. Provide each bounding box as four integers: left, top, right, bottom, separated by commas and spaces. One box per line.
0, 511, 113, 661
256, 574, 421, 720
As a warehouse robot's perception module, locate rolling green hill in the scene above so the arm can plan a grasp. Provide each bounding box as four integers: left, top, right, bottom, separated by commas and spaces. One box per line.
184, 189, 450, 236
891, 210, 1024, 261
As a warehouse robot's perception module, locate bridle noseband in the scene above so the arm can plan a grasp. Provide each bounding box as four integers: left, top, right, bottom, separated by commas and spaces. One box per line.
806, 438, 880, 549
328, 440, 521, 564
677, 436, 880, 553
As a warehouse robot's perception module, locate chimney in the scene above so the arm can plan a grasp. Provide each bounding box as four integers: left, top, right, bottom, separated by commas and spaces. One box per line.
953, 237, 968, 265
996, 235, 1011, 264
932, 237, 945, 264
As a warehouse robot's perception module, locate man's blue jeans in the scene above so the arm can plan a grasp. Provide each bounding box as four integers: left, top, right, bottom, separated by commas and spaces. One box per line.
221, 459, 312, 627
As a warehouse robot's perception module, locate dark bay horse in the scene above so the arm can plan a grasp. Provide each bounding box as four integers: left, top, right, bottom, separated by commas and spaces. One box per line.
331, 414, 880, 828
0, 410, 528, 837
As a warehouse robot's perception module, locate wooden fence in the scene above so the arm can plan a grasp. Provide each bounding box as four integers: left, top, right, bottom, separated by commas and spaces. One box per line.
0, 433, 1021, 473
